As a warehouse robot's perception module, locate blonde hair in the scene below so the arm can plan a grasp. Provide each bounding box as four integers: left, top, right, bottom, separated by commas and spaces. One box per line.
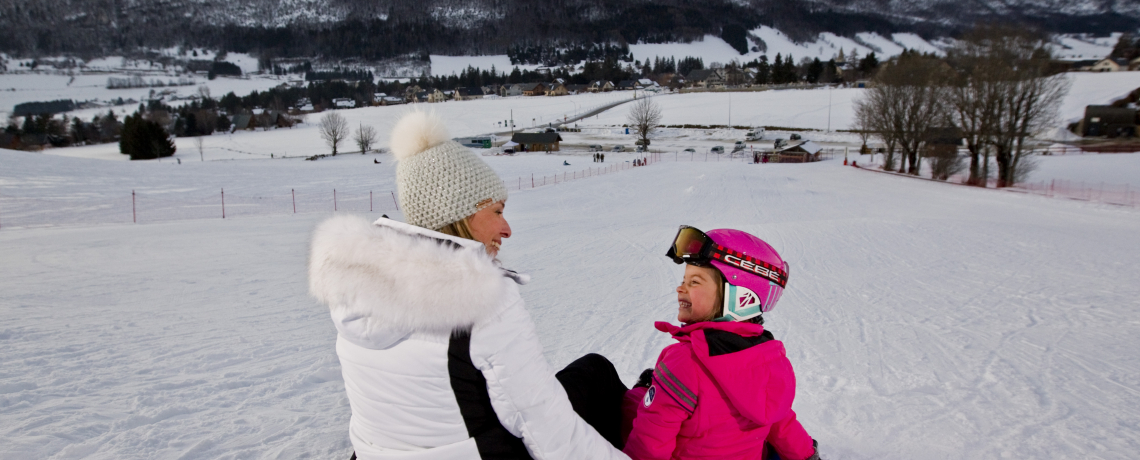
694, 267, 763, 325
435, 198, 495, 241
435, 218, 475, 240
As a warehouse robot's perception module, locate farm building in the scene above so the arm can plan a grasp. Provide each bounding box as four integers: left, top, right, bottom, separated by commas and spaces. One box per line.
510, 132, 563, 152
1078, 105, 1137, 137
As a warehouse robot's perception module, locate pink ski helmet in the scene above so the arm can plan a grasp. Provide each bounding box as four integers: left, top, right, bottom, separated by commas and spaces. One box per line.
667, 226, 789, 321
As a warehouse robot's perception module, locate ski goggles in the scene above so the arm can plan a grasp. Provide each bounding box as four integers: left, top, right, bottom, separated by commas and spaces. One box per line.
666, 225, 788, 288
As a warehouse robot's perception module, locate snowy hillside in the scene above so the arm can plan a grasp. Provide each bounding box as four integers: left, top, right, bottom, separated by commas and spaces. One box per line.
3, 146, 1140, 459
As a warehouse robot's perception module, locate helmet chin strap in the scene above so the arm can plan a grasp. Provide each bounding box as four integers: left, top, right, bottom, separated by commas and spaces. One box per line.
714, 282, 764, 322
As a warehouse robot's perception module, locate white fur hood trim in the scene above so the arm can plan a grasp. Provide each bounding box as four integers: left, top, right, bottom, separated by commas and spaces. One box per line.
309, 215, 514, 339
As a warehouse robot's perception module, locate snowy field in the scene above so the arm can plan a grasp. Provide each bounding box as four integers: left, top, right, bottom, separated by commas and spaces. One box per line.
0, 73, 291, 120
1030, 152, 1140, 188
39, 92, 634, 162
3, 146, 1140, 459
579, 72, 1140, 131
28, 69, 1137, 165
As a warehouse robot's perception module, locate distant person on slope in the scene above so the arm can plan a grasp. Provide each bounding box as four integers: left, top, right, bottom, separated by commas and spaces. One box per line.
622, 226, 820, 460
309, 110, 629, 460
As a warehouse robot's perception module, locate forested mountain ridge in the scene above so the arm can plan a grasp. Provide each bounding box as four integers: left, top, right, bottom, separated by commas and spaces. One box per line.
1, 0, 1136, 57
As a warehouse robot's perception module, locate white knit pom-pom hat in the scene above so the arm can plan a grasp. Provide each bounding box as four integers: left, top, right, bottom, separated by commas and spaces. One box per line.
391, 110, 508, 230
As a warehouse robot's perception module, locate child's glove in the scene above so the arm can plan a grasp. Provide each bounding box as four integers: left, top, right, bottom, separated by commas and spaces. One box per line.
633, 368, 653, 388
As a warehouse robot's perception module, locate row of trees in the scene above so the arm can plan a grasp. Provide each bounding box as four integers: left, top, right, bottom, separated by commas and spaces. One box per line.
317, 112, 377, 157
508, 43, 632, 66
854, 27, 1069, 187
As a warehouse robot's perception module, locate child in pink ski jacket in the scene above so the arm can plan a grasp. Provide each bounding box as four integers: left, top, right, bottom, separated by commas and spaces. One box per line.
622, 226, 819, 460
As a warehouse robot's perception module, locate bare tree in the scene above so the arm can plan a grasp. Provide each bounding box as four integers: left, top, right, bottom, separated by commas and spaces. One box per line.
854, 91, 897, 170
194, 136, 204, 161
851, 105, 875, 155
319, 112, 349, 155
354, 123, 377, 154
946, 26, 1069, 187
724, 60, 746, 87
924, 128, 966, 181
627, 97, 662, 149
853, 53, 946, 174
876, 52, 947, 175
995, 58, 1068, 187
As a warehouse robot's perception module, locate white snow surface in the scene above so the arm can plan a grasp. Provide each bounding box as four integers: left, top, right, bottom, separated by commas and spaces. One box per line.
426, 28, 942, 77
1056, 72, 1140, 123
430, 55, 523, 77
628, 27, 941, 66
1030, 152, 1140, 188
589, 89, 862, 131
3, 145, 1140, 459
0, 72, 290, 120
580, 72, 1137, 131
38, 93, 633, 162
1054, 34, 1120, 61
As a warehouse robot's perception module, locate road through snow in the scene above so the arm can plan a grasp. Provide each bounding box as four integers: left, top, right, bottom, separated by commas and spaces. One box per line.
2, 153, 1140, 459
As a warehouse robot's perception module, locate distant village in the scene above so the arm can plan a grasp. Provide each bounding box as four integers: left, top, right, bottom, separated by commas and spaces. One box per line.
5, 32, 1140, 154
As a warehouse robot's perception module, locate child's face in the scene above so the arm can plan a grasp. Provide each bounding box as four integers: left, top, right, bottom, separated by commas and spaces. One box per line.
676, 264, 720, 323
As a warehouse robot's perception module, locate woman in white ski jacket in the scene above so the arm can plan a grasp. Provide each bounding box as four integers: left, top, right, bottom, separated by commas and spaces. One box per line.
309, 111, 629, 460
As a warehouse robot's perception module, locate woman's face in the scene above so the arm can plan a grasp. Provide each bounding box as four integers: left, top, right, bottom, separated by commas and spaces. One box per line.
676, 264, 720, 324
468, 201, 511, 257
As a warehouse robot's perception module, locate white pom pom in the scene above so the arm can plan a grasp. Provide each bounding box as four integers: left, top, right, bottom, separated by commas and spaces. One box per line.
390, 109, 451, 161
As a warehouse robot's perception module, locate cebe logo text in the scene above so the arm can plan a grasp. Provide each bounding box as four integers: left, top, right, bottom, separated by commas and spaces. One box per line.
722, 254, 783, 285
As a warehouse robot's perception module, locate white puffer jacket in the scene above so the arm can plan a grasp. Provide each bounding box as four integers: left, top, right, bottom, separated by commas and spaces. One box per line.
309, 215, 628, 460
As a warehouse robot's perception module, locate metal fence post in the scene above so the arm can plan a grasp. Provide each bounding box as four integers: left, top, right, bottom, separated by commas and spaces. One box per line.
132, 190, 136, 223
370, 191, 373, 212
221, 188, 225, 219
391, 191, 399, 210
292, 189, 296, 213
334, 189, 337, 211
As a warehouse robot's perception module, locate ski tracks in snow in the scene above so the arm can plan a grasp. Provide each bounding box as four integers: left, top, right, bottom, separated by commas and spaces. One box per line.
4, 155, 1140, 458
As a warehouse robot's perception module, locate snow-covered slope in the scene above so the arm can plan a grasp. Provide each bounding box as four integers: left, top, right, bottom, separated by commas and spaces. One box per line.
627, 27, 942, 66
3, 147, 1140, 459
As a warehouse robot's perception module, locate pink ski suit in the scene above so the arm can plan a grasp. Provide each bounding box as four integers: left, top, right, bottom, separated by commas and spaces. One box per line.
623, 321, 816, 460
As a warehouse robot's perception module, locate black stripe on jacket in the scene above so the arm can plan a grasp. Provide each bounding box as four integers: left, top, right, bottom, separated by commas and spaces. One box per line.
448, 330, 533, 459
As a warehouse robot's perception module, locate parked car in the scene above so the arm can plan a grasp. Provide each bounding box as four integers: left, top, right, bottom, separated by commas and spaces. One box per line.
733, 141, 746, 152
790, 133, 802, 140
774, 139, 787, 149
635, 139, 650, 146
683, 148, 696, 154
612, 145, 625, 152
502, 148, 516, 154
636, 145, 646, 152
589, 144, 603, 152
711, 146, 725, 154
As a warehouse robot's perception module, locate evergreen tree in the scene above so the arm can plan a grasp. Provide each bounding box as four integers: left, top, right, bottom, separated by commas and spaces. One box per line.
784, 54, 798, 83
858, 52, 880, 77
120, 113, 176, 160
755, 56, 771, 84
806, 58, 824, 83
